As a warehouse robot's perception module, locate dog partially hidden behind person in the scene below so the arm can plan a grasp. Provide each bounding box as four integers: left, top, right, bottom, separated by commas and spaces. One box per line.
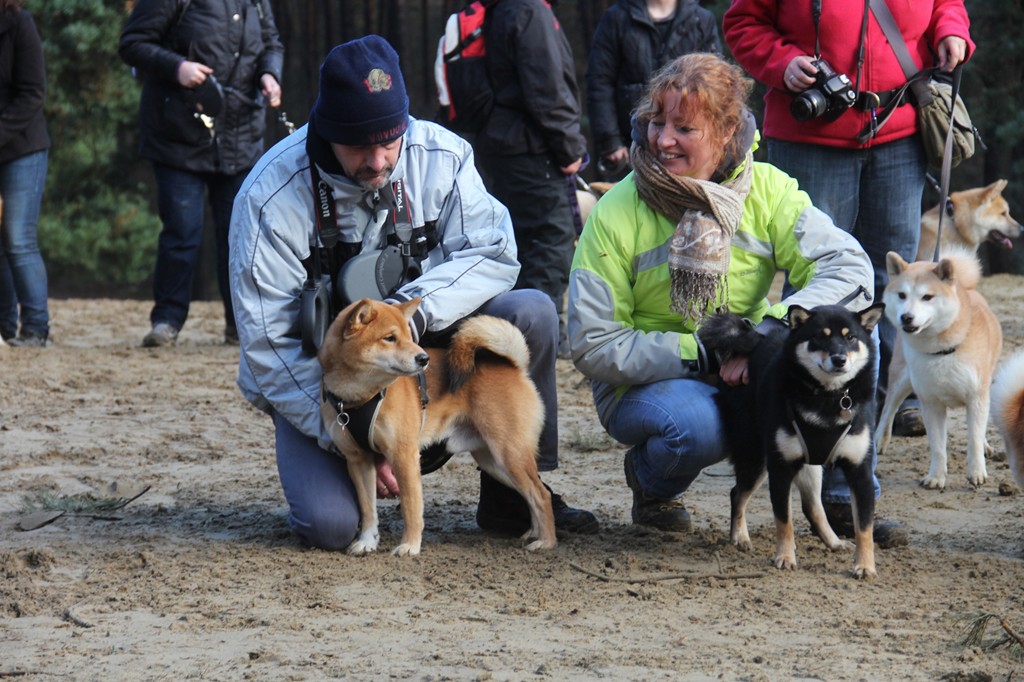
992, 349, 1024, 492
318, 298, 556, 556
699, 304, 884, 579
916, 179, 1021, 262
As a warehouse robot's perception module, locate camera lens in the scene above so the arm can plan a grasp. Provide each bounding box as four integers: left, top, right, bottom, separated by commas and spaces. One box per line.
790, 90, 827, 121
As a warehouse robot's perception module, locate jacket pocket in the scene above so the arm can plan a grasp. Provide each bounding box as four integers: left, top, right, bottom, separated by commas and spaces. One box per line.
157, 92, 215, 148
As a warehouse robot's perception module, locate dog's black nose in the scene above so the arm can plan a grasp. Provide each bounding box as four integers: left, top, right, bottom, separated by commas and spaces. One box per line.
830, 354, 847, 368
415, 353, 429, 367
900, 313, 914, 325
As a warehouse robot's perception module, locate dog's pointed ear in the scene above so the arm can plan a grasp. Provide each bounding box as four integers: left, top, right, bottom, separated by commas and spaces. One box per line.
858, 304, 885, 333
886, 251, 908, 277
787, 305, 811, 329
987, 178, 1007, 198
344, 299, 378, 339
397, 297, 422, 322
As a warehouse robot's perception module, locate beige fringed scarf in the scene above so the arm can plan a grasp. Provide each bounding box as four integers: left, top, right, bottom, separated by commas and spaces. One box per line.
631, 139, 753, 324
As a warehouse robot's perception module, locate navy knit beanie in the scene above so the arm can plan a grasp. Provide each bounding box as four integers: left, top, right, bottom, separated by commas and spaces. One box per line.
311, 35, 409, 146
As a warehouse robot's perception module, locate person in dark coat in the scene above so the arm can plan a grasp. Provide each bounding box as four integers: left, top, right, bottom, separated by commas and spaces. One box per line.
468, 0, 597, 533
119, 0, 284, 346
0, 0, 51, 347
586, 0, 720, 180
475, 0, 586, 354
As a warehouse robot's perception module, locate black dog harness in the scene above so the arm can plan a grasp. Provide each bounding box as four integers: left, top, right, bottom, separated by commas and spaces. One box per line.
786, 388, 855, 468
322, 375, 430, 454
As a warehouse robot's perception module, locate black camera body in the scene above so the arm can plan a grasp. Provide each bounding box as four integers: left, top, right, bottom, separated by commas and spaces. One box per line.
790, 59, 857, 122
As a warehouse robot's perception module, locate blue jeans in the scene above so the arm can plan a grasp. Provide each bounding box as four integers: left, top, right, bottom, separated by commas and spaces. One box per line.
765, 136, 926, 381
0, 150, 49, 339
150, 163, 248, 330
273, 289, 561, 550
604, 376, 881, 505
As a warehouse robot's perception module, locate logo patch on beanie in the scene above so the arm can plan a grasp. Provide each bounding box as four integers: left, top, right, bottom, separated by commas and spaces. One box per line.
364, 68, 393, 93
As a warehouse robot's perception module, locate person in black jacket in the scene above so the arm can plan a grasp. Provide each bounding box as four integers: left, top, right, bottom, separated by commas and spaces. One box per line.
586, 0, 720, 180
470, 0, 597, 535
119, 0, 283, 347
0, 0, 51, 347
475, 0, 586, 351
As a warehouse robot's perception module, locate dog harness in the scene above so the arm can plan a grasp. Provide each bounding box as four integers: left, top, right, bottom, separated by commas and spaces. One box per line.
321, 374, 430, 455
786, 388, 855, 468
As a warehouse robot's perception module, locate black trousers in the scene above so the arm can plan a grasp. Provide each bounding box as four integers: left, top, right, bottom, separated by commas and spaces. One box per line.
478, 152, 576, 328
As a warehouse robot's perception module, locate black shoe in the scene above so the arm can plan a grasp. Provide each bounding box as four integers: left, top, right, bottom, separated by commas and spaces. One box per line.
8, 332, 47, 347
476, 471, 599, 535
624, 450, 691, 532
823, 502, 909, 549
892, 398, 926, 437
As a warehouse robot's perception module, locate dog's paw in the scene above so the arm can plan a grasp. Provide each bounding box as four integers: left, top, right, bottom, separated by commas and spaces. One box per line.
391, 541, 422, 557
920, 474, 946, 490
732, 537, 753, 552
965, 468, 988, 488
772, 554, 797, 571
851, 564, 877, 580
347, 530, 380, 556
525, 538, 556, 551
825, 538, 855, 552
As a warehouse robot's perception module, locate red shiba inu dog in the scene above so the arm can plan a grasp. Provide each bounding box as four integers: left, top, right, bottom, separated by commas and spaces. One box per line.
318, 298, 555, 557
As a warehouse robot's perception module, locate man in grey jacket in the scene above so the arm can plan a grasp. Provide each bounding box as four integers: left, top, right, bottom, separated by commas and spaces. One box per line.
229, 36, 596, 551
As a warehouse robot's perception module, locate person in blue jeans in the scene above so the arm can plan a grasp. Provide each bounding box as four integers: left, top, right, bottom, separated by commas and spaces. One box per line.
0, 2, 51, 347
119, 0, 284, 347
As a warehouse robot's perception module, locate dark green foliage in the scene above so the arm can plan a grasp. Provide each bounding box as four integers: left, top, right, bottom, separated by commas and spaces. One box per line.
35, 0, 158, 293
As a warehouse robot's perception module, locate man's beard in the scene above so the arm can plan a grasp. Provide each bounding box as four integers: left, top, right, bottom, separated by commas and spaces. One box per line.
354, 165, 394, 190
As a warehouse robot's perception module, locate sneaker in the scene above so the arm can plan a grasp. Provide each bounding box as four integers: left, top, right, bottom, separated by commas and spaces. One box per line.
224, 325, 239, 345
142, 322, 179, 348
476, 470, 599, 535
892, 398, 926, 437
624, 450, 691, 532
8, 332, 47, 348
823, 502, 909, 549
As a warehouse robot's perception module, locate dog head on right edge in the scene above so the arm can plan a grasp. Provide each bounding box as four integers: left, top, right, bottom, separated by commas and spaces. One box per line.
883, 249, 980, 337
787, 304, 884, 391
319, 298, 429, 395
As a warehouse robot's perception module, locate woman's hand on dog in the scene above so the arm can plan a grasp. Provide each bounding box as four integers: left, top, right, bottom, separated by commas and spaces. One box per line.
720, 356, 750, 386
375, 457, 400, 498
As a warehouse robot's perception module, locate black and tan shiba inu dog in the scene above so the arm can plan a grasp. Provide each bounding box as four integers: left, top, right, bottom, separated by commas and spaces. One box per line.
699, 304, 884, 579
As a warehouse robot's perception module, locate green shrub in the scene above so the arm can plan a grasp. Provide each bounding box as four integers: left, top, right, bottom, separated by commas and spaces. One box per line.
35, 0, 158, 292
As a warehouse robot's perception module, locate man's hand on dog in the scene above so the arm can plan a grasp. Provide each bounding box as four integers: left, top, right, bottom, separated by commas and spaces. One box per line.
375, 457, 400, 498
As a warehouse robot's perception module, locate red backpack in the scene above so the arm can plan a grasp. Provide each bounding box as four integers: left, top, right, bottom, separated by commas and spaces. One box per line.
434, 0, 499, 134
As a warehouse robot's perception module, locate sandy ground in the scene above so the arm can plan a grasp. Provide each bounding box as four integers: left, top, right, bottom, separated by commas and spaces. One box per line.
1, 275, 1023, 681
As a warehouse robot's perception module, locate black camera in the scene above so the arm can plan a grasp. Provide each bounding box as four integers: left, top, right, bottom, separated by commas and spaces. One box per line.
790, 59, 857, 122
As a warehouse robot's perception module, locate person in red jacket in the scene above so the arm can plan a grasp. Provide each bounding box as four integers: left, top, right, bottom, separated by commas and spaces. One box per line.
725, 0, 973, 548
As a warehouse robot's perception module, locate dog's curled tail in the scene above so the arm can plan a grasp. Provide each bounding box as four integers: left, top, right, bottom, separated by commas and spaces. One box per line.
697, 312, 762, 361
938, 247, 983, 291
992, 349, 1024, 490
448, 315, 531, 391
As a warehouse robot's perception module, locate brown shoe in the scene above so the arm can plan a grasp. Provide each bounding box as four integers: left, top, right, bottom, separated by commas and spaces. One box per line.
624, 450, 691, 532
823, 502, 909, 549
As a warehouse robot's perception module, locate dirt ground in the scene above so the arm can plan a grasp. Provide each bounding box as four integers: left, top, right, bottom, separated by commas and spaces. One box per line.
2, 275, 1023, 681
